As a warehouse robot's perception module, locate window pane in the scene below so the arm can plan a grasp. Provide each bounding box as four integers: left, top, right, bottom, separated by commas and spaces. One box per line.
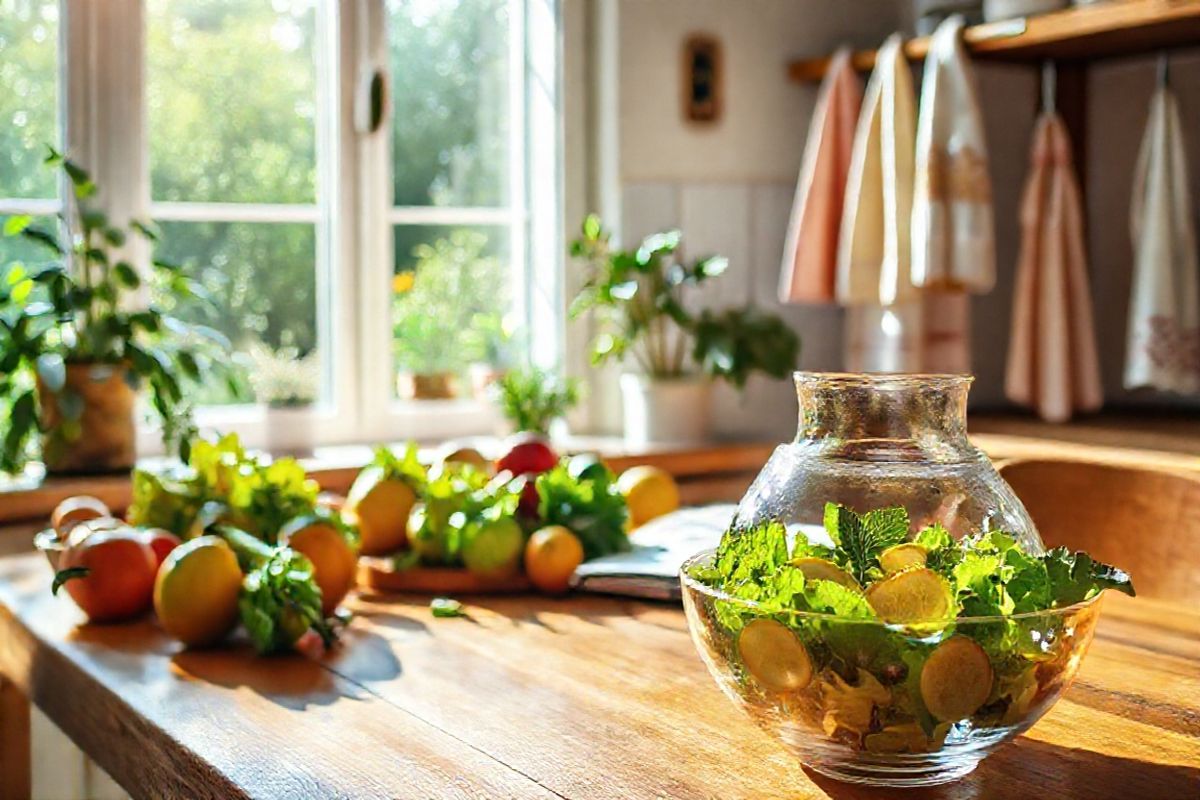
389, 0, 511, 208
392, 225, 516, 398
0, 0, 59, 199
153, 221, 319, 406
146, 0, 318, 203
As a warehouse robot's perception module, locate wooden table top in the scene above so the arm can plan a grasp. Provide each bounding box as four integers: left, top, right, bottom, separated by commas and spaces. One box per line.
0, 553, 1197, 800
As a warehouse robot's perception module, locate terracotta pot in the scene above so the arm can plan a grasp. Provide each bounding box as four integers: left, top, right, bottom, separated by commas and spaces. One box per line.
38, 362, 136, 475
396, 371, 458, 400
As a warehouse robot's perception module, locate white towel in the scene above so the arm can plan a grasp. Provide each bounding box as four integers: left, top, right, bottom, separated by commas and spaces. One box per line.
836, 34, 918, 308
911, 15, 995, 294
1125, 85, 1200, 394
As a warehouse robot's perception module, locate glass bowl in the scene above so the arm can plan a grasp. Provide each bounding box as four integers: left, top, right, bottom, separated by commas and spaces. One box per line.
681, 551, 1103, 786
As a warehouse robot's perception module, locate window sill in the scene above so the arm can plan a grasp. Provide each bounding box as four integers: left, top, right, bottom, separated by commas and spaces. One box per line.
0, 436, 777, 528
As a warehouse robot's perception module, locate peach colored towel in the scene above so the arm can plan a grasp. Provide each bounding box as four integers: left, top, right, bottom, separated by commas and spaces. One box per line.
837, 35, 917, 308
1125, 85, 1200, 395
1005, 113, 1103, 422
778, 48, 862, 304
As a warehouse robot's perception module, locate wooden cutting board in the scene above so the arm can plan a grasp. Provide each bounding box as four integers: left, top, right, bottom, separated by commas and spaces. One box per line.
357, 558, 532, 595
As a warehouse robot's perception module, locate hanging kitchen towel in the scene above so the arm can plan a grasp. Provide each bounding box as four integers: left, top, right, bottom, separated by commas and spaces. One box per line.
1125, 83, 1200, 394
836, 34, 918, 307
778, 48, 862, 304
1005, 112, 1103, 422
912, 14, 995, 294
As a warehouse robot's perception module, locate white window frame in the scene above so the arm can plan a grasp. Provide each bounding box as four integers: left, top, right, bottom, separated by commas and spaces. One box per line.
34, 0, 567, 455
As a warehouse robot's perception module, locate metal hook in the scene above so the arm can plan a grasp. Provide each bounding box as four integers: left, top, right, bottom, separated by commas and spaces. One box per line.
1158, 51, 1170, 88
1041, 60, 1056, 115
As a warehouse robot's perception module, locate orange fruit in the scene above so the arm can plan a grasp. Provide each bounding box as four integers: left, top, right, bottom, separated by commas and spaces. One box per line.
345, 466, 418, 555
791, 557, 861, 590
879, 543, 928, 574
154, 535, 242, 647
617, 466, 679, 529
523, 525, 584, 594
865, 568, 954, 624
280, 518, 357, 614
57, 528, 157, 622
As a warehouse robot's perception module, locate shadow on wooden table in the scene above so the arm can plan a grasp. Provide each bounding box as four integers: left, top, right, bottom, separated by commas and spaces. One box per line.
169, 627, 401, 712
802, 737, 1200, 800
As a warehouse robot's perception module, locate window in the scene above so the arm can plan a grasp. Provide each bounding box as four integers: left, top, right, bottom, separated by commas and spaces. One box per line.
387, 0, 522, 402
0, 0, 60, 263
146, 0, 324, 407
0, 0, 565, 451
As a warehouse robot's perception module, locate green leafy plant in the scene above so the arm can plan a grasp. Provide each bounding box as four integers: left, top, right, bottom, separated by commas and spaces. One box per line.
493, 366, 582, 435
569, 215, 800, 384
0, 148, 233, 473
391, 230, 508, 376
535, 459, 630, 560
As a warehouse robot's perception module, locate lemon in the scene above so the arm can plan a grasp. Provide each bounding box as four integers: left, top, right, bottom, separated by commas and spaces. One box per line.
791, 557, 861, 590
879, 543, 928, 574
345, 466, 418, 555
617, 466, 680, 529
154, 535, 242, 647
864, 568, 953, 624
737, 618, 813, 692
920, 636, 994, 721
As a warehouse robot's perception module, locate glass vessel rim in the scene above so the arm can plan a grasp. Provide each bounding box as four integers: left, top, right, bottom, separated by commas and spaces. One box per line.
680, 549, 1102, 625
793, 371, 974, 391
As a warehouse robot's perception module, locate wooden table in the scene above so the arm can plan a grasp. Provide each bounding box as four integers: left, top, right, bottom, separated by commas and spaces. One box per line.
0, 554, 1197, 800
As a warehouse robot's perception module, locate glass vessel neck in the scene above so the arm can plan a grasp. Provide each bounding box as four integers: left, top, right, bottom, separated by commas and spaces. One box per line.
794, 373, 972, 457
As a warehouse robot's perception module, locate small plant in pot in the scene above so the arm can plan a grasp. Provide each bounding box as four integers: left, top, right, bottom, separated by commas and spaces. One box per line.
392, 231, 508, 400
246, 343, 320, 456
0, 149, 230, 476
492, 365, 582, 437
569, 215, 801, 444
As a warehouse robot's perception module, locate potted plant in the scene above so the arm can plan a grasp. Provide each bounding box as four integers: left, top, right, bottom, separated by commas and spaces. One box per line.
246, 343, 320, 456
392, 231, 508, 400
465, 314, 521, 400
492, 365, 582, 437
0, 149, 229, 475
569, 215, 801, 444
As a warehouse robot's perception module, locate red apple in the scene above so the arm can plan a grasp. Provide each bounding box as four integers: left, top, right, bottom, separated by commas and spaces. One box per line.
495, 434, 558, 477
517, 475, 541, 519
136, 528, 182, 570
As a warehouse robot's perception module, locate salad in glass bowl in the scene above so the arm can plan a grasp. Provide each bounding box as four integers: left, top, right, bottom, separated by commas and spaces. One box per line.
681, 503, 1133, 787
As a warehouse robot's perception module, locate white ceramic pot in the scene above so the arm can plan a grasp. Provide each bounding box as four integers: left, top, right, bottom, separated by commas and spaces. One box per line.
619, 374, 712, 446
264, 404, 316, 457
983, 0, 1066, 22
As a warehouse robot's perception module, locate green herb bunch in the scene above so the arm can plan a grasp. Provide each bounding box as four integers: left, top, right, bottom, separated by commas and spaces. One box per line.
493, 365, 582, 435
536, 456, 630, 560
0, 149, 234, 473
569, 215, 800, 385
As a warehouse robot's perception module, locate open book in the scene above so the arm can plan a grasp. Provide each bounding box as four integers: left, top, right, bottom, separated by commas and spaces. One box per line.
569, 504, 737, 601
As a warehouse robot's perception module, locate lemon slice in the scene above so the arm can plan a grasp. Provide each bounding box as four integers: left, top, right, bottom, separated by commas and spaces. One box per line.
737, 618, 813, 692
791, 557, 861, 590
879, 543, 927, 574
864, 568, 953, 623
920, 636, 994, 721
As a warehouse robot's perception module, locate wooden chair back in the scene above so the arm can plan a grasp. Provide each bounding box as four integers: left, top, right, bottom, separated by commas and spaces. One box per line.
999, 458, 1200, 603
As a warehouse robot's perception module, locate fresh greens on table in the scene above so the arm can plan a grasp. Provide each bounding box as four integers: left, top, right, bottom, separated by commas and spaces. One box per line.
687, 503, 1134, 751
536, 458, 630, 560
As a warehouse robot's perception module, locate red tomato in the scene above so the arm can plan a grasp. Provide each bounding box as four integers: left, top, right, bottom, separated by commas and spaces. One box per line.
495, 434, 558, 476
56, 529, 158, 622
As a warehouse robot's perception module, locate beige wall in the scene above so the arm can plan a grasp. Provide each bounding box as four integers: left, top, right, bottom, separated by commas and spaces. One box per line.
610, 0, 1200, 437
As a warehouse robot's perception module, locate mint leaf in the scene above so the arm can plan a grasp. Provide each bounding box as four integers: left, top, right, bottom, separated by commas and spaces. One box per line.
1005, 547, 1051, 613
715, 520, 790, 589
800, 579, 876, 619
825, 504, 909, 584
431, 597, 466, 618
954, 549, 1011, 616
915, 523, 952, 551
1041, 547, 1135, 606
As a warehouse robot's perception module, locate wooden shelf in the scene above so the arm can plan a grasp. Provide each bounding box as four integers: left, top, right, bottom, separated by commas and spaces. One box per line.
788, 0, 1200, 82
